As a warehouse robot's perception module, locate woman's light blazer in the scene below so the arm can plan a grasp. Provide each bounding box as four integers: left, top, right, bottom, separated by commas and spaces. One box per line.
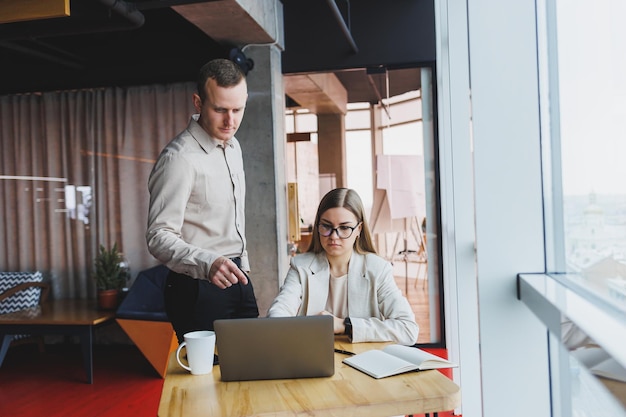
268, 251, 419, 345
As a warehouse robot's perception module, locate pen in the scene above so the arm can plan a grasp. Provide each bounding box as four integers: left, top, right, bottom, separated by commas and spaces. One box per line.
334, 348, 355, 356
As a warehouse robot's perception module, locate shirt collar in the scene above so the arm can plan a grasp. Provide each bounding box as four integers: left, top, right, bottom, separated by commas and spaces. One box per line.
189, 114, 235, 150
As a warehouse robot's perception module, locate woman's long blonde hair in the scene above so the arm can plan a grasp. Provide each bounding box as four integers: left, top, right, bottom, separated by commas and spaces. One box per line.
307, 188, 377, 254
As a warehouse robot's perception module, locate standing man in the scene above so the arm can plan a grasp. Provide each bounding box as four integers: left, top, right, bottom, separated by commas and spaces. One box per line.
146, 58, 259, 343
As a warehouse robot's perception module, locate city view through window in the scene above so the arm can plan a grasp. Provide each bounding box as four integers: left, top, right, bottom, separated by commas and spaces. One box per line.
556, 0, 626, 311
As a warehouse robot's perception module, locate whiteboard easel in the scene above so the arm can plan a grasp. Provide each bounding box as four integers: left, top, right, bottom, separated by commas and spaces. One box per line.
370, 155, 427, 294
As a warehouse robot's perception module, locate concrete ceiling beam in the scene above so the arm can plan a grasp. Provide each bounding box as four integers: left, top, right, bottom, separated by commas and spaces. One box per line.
284, 73, 348, 115
172, 0, 284, 49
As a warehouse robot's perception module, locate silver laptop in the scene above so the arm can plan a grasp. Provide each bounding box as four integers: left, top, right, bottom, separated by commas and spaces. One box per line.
214, 315, 335, 381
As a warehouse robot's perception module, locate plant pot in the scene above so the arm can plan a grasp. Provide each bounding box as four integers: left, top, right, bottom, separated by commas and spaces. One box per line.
97, 289, 119, 310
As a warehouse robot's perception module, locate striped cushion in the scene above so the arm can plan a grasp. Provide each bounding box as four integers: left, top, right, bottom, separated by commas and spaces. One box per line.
0, 271, 44, 340
0, 271, 44, 314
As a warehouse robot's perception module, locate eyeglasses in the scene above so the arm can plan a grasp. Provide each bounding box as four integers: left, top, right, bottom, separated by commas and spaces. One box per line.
318, 222, 361, 239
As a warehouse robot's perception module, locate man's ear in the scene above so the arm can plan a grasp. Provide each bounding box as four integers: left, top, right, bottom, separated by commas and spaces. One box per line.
192, 93, 202, 112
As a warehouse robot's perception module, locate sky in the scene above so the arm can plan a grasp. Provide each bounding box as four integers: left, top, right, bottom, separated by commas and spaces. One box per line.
557, 0, 626, 196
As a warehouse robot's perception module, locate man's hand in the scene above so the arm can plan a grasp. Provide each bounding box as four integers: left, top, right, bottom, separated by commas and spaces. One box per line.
208, 256, 249, 289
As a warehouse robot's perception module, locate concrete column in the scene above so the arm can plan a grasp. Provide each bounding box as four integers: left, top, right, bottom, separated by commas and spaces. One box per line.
237, 44, 288, 316
317, 113, 347, 188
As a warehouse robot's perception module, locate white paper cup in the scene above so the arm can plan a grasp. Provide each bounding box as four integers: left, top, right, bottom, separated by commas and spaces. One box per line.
175, 330, 216, 375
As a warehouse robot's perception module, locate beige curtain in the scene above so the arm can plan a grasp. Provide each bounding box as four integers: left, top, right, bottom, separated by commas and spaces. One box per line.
0, 82, 195, 299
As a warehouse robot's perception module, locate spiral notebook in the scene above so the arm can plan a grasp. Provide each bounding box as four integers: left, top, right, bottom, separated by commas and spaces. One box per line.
214, 315, 335, 381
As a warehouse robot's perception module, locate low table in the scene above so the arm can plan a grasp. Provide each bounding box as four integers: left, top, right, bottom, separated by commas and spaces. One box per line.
158, 336, 461, 417
0, 299, 115, 383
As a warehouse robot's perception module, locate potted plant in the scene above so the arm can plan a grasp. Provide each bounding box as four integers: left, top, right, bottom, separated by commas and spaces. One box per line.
93, 242, 128, 310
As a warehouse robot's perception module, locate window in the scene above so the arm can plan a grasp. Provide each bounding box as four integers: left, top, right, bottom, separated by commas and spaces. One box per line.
547, 0, 626, 311
285, 74, 443, 346
525, 0, 626, 415
346, 76, 442, 346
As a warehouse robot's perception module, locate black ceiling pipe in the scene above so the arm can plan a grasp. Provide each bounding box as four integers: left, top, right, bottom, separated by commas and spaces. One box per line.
325, 0, 358, 54
97, 0, 145, 28
0, 0, 145, 69
0, 40, 84, 69
0, 0, 145, 41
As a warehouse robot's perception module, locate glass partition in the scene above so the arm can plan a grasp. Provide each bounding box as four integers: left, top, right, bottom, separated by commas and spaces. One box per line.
287, 67, 442, 345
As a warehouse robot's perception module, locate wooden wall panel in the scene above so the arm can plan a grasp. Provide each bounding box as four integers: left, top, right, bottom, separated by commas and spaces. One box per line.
0, 0, 70, 24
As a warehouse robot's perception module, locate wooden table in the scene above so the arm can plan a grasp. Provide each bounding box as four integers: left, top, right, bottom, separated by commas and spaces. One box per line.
0, 299, 115, 384
158, 336, 461, 417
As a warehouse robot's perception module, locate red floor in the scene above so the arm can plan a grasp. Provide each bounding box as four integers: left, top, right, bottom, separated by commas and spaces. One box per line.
0, 343, 163, 417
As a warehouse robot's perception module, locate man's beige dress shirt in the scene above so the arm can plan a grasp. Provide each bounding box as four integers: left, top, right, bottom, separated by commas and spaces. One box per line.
146, 115, 248, 279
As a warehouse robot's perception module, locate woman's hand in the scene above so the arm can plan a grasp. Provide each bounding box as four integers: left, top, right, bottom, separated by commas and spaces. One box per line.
319, 310, 345, 334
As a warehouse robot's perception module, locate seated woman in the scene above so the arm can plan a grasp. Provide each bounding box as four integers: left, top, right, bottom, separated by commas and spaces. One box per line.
268, 188, 419, 345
